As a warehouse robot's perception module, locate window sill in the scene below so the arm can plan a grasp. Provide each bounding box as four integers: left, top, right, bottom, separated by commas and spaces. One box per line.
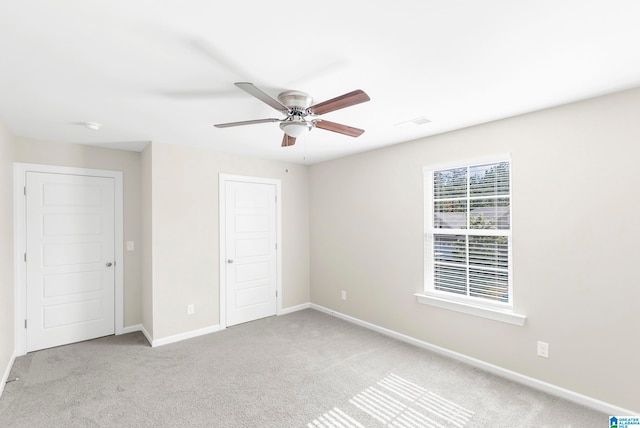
414, 293, 526, 326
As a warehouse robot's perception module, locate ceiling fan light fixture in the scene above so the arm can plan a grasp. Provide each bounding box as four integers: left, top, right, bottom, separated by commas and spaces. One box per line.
280, 120, 311, 138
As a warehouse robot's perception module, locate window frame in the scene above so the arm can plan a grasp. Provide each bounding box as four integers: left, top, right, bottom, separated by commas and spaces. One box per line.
417, 155, 526, 326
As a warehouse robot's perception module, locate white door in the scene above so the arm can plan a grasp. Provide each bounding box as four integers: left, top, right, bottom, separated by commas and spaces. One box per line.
225, 180, 277, 327
26, 172, 115, 352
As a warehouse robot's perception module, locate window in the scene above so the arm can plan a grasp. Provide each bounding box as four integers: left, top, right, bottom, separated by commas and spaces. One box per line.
419, 157, 523, 325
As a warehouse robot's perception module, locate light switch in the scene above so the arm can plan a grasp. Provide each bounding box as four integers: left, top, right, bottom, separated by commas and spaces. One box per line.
126, 241, 135, 251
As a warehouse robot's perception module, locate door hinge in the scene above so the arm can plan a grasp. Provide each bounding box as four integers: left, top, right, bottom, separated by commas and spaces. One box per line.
24, 319, 27, 328
24, 253, 26, 262
276, 290, 278, 298
23, 186, 26, 196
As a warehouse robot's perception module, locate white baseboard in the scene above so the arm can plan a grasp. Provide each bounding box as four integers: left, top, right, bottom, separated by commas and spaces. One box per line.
310, 303, 638, 416
117, 303, 313, 347
149, 303, 309, 345
120, 324, 143, 335
0, 351, 17, 399
119, 323, 153, 347
139, 324, 153, 347
116, 323, 151, 346
280, 302, 311, 315
151, 324, 220, 348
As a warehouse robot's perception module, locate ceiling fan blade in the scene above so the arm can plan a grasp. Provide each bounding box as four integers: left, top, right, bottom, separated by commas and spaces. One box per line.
190, 39, 258, 82
314, 120, 365, 137
308, 89, 370, 115
281, 134, 297, 147
214, 118, 281, 128
235, 82, 289, 113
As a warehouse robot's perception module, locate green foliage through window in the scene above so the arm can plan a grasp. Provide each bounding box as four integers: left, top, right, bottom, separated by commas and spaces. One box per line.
427, 160, 511, 305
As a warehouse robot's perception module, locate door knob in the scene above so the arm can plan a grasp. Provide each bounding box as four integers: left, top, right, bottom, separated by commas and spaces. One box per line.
227, 259, 234, 264
106, 262, 113, 267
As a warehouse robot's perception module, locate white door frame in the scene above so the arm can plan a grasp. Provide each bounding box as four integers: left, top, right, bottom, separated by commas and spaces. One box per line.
219, 174, 282, 330
13, 163, 124, 356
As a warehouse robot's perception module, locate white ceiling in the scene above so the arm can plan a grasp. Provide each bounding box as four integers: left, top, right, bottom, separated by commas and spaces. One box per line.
1, 1, 640, 165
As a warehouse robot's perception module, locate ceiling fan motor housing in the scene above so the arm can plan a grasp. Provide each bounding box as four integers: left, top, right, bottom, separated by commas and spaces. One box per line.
277, 90, 313, 111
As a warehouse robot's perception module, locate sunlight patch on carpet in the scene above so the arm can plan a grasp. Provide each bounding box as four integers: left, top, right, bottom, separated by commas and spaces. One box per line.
378, 373, 474, 426
308, 373, 474, 427
307, 407, 366, 428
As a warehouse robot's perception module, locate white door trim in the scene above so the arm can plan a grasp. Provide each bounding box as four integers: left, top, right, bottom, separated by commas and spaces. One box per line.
13, 163, 124, 356
219, 174, 282, 330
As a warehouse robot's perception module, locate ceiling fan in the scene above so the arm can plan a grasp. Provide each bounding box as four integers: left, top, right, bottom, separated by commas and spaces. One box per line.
214, 82, 370, 147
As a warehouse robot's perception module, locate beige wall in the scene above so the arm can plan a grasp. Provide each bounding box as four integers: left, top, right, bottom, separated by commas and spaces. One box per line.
13, 138, 143, 327
141, 144, 153, 336
148, 142, 310, 339
0, 119, 15, 384
309, 87, 640, 412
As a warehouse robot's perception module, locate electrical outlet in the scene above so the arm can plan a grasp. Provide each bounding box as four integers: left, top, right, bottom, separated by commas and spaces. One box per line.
341, 290, 347, 300
187, 304, 195, 315
537, 341, 549, 358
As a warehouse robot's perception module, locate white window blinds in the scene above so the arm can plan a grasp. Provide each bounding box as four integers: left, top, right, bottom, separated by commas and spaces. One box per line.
426, 160, 512, 306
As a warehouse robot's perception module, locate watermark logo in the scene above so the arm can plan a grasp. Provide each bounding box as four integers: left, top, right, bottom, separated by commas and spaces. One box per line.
611, 416, 640, 428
